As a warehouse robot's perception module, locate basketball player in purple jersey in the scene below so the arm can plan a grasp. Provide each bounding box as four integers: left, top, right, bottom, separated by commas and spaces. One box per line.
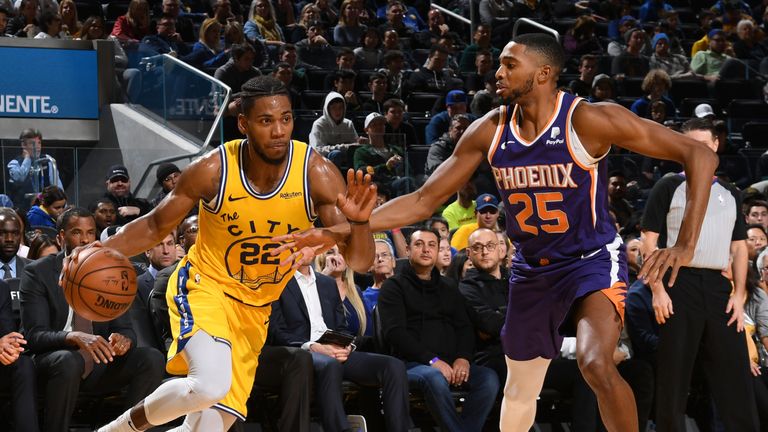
275, 34, 718, 431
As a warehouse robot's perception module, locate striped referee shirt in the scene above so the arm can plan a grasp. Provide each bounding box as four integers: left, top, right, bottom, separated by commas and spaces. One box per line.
641, 173, 745, 270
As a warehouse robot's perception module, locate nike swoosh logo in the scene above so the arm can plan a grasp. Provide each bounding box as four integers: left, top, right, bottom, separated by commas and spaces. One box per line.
228, 194, 246, 202
581, 249, 601, 259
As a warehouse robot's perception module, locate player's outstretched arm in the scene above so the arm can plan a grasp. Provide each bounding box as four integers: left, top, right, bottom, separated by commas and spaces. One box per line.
271, 109, 500, 257
575, 103, 719, 286
102, 150, 221, 258
307, 154, 377, 273
368, 111, 498, 232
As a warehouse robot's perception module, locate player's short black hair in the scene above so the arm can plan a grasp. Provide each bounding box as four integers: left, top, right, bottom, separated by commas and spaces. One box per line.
512, 33, 565, 73
681, 117, 717, 137
0, 7, 9, 15
238, 76, 290, 115
57, 207, 93, 232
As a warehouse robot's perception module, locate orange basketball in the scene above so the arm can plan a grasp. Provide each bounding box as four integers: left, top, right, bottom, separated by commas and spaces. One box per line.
61, 247, 137, 322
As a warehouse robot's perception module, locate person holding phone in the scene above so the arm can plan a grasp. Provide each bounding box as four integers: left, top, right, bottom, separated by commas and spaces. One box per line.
268, 262, 411, 432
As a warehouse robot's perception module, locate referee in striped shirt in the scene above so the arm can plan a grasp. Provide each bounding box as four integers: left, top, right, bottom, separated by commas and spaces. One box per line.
641, 117, 758, 432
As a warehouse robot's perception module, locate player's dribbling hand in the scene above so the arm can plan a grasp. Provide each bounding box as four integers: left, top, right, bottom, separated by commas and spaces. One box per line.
109, 333, 132, 356
66, 332, 115, 363
650, 282, 674, 325
725, 290, 746, 332
638, 245, 694, 288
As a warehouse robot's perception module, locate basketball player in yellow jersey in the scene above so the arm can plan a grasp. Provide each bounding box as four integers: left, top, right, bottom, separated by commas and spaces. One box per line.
92, 76, 377, 432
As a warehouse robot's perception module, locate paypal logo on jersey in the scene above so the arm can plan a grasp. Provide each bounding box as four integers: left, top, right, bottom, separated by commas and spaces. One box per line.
545, 127, 565, 146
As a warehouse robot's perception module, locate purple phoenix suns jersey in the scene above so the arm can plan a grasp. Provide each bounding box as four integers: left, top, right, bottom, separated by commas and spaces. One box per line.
489, 92, 617, 268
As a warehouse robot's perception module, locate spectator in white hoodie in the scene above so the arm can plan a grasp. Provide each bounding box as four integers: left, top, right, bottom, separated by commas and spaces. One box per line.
309, 91, 360, 169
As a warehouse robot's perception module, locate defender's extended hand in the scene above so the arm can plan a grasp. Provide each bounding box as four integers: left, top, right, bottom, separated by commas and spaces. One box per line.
337, 169, 377, 224
271, 170, 377, 269
638, 245, 693, 287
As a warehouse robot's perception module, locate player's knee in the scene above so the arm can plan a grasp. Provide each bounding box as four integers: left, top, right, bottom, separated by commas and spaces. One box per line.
187, 374, 231, 406
577, 354, 615, 389
503, 378, 539, 402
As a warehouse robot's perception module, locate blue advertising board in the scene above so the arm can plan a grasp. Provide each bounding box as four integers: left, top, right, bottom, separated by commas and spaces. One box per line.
0, 46, 99, 119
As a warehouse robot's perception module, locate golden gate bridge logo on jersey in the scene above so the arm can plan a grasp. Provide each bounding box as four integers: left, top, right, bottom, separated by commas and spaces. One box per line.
224, 236, 293, 291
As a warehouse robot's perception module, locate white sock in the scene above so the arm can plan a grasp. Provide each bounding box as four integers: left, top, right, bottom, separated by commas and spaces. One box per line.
97, 410, 141, 432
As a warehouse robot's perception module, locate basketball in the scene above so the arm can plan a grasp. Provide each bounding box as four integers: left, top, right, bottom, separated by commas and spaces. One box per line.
61, 247, 137, 322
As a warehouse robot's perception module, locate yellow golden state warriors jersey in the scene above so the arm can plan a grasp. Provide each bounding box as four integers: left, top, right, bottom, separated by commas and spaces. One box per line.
187, 139, 316, 306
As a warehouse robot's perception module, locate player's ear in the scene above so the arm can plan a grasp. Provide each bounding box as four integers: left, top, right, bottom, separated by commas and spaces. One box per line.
538, 65, 552, 83
237, 113, 248, 135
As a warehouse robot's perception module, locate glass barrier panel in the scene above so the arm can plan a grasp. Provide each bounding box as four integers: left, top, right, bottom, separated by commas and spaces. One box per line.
129, 55, 229, 149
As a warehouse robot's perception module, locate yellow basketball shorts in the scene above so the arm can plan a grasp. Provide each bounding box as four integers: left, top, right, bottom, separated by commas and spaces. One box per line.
166, 258, 270, 420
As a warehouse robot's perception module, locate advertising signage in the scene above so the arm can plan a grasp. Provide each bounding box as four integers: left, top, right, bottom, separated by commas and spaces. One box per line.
0, 46, 99, 120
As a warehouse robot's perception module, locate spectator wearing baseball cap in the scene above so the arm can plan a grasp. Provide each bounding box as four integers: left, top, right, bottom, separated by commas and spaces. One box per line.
450, 193, 501, 250
151, 163, 182, 207
611, 28, 650, 78
649, 32, 696, 79
694, 103, 716, 119
353, 113, 414, 198
607, 16, 638, 56
589, 74, 617, 103
425, 90, 477, 145
691, 29, 731, 80
104, 164, 154, 225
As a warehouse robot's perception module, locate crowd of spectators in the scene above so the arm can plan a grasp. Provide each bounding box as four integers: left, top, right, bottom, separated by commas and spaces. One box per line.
2, 0, 768, 429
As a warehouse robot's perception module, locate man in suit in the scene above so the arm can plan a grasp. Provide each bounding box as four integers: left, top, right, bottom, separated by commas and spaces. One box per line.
20, 207, 164, 432
130, 232, 177, 353
0, 208, 29, 279
269, 263, 412, 432
0, 278, 39, 432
